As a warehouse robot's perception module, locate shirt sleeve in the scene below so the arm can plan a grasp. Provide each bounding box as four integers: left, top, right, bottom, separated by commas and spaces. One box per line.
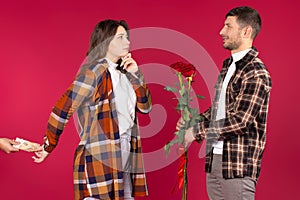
201, 107, 212, 121
44, 68, 97, 152
200, 68, 272, 140
126, 69, 152, 114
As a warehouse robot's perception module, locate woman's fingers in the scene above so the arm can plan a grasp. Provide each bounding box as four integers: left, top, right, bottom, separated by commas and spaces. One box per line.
32, 149, 49, 163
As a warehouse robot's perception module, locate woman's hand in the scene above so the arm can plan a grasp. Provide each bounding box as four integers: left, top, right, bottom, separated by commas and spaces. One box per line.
121, 53, 138, 73
32, 148, 49, 163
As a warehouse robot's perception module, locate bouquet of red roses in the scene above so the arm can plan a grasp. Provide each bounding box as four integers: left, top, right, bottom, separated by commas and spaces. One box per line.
164, 61, 204, 200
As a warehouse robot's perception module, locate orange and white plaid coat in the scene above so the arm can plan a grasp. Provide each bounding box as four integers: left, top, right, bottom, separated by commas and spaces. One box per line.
43, 58, 152, 199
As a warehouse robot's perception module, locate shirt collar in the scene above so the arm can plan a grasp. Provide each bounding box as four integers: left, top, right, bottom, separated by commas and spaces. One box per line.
104, 57, 118, 70
232, 48, 251, 63
223, 47, 259, 70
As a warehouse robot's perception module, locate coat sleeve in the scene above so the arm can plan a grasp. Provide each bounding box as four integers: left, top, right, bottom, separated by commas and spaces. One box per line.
44, 68, 97, 153
126, 69, 152, 114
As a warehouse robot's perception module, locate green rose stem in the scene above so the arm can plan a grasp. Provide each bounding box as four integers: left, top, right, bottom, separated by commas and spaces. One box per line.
182, 76, 192, 200
182, 149, 188, 200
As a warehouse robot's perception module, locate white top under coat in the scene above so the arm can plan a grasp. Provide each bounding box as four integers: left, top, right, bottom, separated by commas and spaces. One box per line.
105, 58, 136, 136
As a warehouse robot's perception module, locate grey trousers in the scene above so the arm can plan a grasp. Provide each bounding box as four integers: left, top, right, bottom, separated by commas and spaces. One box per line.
206, 154, 256, 200
121, 134, 134, 200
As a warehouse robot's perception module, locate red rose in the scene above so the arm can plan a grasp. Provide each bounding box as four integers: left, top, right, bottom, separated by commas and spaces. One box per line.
170, 61, 196, 78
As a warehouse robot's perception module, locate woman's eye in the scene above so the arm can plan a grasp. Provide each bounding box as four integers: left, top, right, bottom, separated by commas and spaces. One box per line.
116, 35, 128, 40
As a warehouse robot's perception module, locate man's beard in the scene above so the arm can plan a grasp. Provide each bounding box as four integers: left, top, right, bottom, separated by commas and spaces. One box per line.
223, 39, 241, 51
223, 42, 240, 51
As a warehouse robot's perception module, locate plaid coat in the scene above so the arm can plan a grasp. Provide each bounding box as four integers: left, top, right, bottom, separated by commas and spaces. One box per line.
43, 59, 152, 199
196, 47, 272, 181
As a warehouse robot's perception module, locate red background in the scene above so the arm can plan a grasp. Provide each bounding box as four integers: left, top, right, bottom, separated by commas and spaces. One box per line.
0, 0, 299, 199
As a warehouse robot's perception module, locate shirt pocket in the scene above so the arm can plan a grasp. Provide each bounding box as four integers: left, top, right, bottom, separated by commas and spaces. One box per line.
229, 77, 241, 98
227, 77, 241, 111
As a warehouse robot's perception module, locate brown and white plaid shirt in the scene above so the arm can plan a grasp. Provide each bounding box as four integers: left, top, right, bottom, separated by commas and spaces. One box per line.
195, 47, 272, 180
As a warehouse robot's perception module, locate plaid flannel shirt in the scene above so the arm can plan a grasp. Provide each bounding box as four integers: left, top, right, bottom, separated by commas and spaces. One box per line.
195, 47, 272, 180
44, 59, 152, 199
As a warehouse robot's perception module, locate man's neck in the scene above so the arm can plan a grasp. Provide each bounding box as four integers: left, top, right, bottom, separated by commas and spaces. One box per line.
231, 40, 252, 54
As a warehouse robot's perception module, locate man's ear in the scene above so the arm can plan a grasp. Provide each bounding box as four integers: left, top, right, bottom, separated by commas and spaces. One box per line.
243, 26, 253, 39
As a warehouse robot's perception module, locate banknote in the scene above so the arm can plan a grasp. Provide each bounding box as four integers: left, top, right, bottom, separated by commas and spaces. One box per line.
13, 137, 41, 152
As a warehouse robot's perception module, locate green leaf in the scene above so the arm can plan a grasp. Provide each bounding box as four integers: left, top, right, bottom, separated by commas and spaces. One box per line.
183, 107, 190, 122
170, 139, 178, 146
164, 143, 171, 156
164, 86, 178, 92
196, 95, 205, 99
177, 129, 185, 145
165, 138, 181, 156
179, 87, 186, 96
176, 103, 183, 111
190, 108, 199, 116
178, 98, 188, 107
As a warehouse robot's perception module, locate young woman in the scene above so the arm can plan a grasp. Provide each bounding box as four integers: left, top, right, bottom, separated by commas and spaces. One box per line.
33, 19, 152, 200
